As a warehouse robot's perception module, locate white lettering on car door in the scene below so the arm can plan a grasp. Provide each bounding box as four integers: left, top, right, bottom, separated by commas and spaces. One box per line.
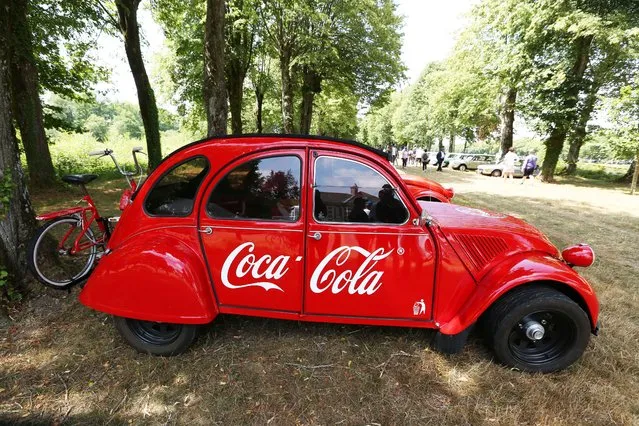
221, 243, 393, 294
310, 246, 393, 295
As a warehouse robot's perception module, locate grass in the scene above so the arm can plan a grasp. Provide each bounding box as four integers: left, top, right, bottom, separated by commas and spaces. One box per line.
2, 162, 639, 424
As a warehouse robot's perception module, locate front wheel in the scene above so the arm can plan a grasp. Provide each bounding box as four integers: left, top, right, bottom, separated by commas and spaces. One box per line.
459, 164, 467, 171
491, 169, 502, 177
485, 286, 591, 373
114, 317, 199, 356
27, 216, 99, 289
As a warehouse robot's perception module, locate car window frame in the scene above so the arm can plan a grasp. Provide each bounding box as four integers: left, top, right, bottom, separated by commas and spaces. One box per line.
205, 153, 304, 223
311, 154, 410, 226
143, 155, 210, 218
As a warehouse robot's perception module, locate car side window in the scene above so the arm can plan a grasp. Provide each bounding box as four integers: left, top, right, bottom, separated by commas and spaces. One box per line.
314, 156, 408, 224
207, 155, 301, 221
145, 156, 209, 216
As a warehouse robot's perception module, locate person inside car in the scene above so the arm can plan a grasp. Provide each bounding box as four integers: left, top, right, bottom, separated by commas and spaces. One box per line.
374, 184, 407, 224
348, 196, 370, 223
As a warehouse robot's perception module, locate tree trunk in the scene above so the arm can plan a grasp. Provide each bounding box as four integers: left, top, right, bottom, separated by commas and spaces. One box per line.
541, 127, 565, 181
438, 137, 444, 151
204, 0, 228, 136
499, 87, 517, 158
448, 133, 455, 153
7, 0, 55, 187
116, 0, 162, 169
566, 90, 598, 175
299, 67, 321, 135
227, 71, 244, 134
0, 18, 36, 292
540, 35, 593, 182
280, 49, 294, 133
631, 151, 639, 195
255, 89, 264, 133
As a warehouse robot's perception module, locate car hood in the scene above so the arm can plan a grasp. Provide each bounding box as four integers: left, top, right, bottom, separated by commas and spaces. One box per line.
421, 202, 560, 280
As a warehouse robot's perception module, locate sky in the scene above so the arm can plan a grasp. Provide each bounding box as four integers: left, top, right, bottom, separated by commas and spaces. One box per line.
96, 1, 478, 105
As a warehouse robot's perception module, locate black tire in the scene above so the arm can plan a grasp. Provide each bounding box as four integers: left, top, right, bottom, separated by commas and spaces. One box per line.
491, 169, 502, 177
27, 216, 98, 289
485, 285, 591, 373
114, 317, 199, 356
459, 164, 467, 172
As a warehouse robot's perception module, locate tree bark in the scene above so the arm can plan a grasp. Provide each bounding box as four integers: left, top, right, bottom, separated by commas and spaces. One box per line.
204, 0, 228, 136
499, 87, 517, 158
227, 71, 244, 134
7, 0, 55, 187
116, 0, 162, 169
299, 67, 322, 135
541, 35, 594, 182
0, 16, 36, 291
448, 133, 455, 153
566, 89, 598, 175
280, 49, 294, 133
631, 152, 639, 195
255, 89, 264, 133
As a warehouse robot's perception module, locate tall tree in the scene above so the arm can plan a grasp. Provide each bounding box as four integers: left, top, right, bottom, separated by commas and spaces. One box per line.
0, 9, 36, 293
107, 0, 163, 168
6, 0, 56, 187
225, 0, 257, 134
204, 0, 228, 135
259, 0, 305, 133
607, 80, 639, 194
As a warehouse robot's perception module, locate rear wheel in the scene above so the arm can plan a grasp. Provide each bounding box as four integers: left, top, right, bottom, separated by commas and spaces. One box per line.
485, 286, 591, 373
459, 164, 467, 171
27, 217, 99, 289
491, 169, 502, 177
114, 317, 199, 356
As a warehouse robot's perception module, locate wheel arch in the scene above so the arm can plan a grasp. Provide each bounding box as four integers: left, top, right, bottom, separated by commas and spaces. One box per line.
79, 230, 219, 324
437, 253, 599, 336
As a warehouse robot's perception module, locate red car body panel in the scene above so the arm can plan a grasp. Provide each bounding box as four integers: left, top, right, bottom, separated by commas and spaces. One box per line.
401, 174, 454, 202
79, 135, 599, 337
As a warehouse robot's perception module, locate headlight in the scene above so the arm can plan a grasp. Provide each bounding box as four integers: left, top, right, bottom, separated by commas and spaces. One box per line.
561, 244, 595, 267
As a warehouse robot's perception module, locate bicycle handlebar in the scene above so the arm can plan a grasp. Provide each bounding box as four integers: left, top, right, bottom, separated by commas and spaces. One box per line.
89, 147, 147, 189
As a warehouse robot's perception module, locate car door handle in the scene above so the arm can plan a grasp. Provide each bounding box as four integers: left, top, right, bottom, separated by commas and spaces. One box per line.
198, 226, 213, 235
309, 232, 322, 241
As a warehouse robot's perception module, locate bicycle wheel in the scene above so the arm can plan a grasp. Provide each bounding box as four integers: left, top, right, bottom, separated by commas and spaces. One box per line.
27, 216, 100, 289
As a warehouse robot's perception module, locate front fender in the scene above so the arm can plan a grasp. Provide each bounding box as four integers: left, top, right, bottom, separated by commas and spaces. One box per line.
438, 252, 599, 335
79, 229, 218, 324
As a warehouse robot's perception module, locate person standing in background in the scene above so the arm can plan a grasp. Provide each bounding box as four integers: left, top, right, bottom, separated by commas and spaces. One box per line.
521, 150, 538, 184
502, 147, 519, 181
391, 145, 398, 165
401, 147, 409, 168
436, 148, 445, 172
421, 149, 429, 171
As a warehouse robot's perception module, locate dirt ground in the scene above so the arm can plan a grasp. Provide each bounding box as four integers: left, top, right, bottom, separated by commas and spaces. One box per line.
2, 167, 639, 425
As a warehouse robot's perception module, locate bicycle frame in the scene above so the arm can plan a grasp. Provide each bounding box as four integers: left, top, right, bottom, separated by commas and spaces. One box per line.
35, 194, 109, 255
35, 147, 146, 253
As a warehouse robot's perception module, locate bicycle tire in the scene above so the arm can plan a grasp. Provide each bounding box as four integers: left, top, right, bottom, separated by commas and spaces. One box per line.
27, 216, 99, 289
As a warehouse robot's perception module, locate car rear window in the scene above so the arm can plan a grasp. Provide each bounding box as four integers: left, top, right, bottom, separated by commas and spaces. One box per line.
144, 157, 209, 216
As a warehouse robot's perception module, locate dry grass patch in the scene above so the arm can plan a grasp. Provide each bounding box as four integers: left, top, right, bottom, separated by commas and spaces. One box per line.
1, 171, 638, 424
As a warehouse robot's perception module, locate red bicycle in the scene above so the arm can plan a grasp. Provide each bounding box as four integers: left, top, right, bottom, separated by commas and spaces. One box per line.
27, 147, 146, 289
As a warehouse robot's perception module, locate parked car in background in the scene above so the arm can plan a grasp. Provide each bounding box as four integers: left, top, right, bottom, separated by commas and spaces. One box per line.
477, 161, 525, 178
442, 153, 462, 168
450, 154, 496, 171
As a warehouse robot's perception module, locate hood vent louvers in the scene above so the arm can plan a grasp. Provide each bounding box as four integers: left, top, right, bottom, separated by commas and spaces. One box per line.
454, 234, 509, 272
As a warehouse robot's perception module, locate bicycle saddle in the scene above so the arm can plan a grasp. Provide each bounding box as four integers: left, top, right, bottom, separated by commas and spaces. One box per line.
62, 174, 98, 185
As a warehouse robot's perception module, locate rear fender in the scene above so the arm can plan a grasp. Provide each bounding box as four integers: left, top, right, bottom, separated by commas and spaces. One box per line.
36, 206, 88, 221
79, 230, 218, 324
438, 252, 599, 335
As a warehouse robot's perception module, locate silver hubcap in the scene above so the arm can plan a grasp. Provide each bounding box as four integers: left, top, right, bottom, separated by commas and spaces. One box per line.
523, 321, 545, 341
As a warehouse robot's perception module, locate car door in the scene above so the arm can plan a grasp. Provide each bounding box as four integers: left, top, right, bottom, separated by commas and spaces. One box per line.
198, 150, 306, 313
304, 151, 436, 320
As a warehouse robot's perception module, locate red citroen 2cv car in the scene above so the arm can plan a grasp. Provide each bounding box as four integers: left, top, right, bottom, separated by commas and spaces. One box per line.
79, 135, 599, 372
